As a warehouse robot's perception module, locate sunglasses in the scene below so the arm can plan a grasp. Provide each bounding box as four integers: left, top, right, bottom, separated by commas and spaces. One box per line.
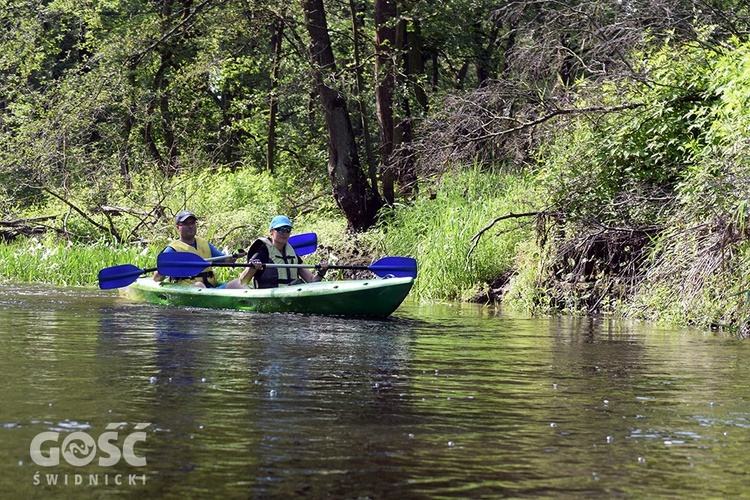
274, 226, 292, 234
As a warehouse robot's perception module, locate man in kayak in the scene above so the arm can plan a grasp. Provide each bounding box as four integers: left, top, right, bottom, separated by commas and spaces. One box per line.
224, 215, 328, 289
153, 210, 235, 287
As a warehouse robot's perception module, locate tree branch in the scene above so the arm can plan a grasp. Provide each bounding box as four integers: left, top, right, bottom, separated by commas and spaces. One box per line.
466, 211, 540, 268
43, 188, 121, 242
128, 0, 217, 68
467, 103, 645, 143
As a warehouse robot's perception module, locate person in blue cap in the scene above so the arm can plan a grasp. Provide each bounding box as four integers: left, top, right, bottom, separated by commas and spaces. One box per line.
225, 215, 328, 289
153, 210, 236, 287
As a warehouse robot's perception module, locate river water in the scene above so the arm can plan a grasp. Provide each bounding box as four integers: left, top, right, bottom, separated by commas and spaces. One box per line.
0, 284, 748, 498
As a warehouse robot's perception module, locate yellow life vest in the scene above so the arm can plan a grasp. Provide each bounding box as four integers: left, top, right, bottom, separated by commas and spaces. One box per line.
167, 237, 218, 287
252, 237, 298, 288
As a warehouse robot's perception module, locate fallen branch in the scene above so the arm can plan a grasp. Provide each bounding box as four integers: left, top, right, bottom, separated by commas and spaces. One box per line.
0, 225, 49, 242
466, 211, 540, 268
0, 215, 58, 226
43, 188, 121, 242
288, 193, 327, 212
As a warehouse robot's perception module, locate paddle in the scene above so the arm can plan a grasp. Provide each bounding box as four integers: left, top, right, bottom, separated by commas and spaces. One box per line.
98, 254, 235, 290
288, 232, 318, 256
157, 252, 418, 279
97, 233, 318, 290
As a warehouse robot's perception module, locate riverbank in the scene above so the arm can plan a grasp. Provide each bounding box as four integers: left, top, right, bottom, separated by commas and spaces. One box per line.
0, 217, 745, 337
1, 157, 748, 337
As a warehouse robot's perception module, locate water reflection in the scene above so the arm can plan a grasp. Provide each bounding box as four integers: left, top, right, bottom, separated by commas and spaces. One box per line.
93, 300, 420, 497
0, 286, 749, 498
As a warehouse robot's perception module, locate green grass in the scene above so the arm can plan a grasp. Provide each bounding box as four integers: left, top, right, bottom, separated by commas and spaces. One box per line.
377, 167, 538, 301
0, 239, 159, 286
0, 168, 539, 301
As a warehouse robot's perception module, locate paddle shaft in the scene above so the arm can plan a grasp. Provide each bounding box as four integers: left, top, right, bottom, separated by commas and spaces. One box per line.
208, 262, 408, 272
150, 252, 244, 280
156, 252, 417, 278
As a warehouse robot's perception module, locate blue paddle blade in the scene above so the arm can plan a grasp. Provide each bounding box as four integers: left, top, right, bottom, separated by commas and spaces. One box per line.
369, 257, 418, 278
289, 232, 317, 256
156, 252, 209, 278
157, 251, 418, 279
98, 264, 148, 290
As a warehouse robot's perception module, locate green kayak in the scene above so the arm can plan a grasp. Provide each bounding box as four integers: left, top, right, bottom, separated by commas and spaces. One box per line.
120, 277, 414, 318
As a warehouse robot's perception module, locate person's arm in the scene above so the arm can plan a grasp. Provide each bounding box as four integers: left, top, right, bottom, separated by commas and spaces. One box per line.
239, 250, 266, 285
299, 258, 329, 283
152, 247, 175, 281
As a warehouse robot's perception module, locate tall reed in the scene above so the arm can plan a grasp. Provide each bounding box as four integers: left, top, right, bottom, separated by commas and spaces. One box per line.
379, 167, 537, 300
0, 239, 158, 286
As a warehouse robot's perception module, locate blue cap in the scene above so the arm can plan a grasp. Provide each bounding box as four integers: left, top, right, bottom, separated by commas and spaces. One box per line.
175, 210, 197, 224
269, 215, 293, 230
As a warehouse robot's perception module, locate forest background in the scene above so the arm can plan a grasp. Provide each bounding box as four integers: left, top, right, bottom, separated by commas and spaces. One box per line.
3, 0, 750, 334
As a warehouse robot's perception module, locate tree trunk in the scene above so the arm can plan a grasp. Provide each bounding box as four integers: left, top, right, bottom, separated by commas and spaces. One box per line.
155, 0, 185, 176
374, 0, 397, 204
267, 15, 284, 173
394, 16, 419, 195
302, 0, 383, 231
406, 19, 427, 111
349, 0, 377, 190
475, 21, 500, 86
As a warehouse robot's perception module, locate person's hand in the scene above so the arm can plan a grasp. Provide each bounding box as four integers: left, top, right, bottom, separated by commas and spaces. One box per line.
239, 259, 263, 286
316, 262, 329, 278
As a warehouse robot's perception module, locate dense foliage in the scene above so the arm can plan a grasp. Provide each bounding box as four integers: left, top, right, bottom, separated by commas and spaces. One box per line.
4, 0, 750, 332
510, 37, 750, 334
